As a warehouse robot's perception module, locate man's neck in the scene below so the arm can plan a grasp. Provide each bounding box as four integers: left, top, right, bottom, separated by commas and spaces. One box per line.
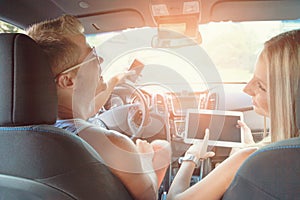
57, 104, 73, 119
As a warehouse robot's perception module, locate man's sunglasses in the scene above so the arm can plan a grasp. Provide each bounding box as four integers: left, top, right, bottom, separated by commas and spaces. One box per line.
55, 47, 103, 79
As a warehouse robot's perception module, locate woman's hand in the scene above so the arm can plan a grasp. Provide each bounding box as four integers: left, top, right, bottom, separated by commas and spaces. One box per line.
237, 120, 255, 145
230, 120, 255, 155
185, 129, 215, 160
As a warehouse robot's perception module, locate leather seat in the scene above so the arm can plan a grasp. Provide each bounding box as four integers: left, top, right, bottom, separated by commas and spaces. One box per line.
0, 33, 133, 200
222, 83, 300, 199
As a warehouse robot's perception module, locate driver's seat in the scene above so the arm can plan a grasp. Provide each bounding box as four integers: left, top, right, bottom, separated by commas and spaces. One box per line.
0, 33, 133, 199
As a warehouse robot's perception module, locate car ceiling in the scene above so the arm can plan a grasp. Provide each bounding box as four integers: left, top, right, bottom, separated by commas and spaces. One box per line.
1, 0, 300, 34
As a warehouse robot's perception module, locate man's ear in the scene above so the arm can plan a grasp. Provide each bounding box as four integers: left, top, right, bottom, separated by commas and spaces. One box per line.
56, 73, 75, 89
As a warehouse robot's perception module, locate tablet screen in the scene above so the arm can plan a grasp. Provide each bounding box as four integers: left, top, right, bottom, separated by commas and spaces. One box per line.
184, 109, 244, 147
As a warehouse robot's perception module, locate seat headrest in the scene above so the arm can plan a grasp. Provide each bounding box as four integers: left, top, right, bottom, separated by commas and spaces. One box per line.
297, 80, 300, 129
0, 33, 57, 126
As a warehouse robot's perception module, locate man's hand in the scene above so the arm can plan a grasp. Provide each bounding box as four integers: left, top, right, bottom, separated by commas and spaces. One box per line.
136, 139, 154, 161
108, 70, 136, 86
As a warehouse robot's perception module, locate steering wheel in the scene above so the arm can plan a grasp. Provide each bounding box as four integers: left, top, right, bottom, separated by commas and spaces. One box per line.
101, 82, 150, 139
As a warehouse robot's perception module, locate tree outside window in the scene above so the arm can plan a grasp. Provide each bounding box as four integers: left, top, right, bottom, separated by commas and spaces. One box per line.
0, 20, 24, 33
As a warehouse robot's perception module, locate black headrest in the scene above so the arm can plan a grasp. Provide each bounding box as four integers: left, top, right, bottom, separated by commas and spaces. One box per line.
0, 33, 57, 126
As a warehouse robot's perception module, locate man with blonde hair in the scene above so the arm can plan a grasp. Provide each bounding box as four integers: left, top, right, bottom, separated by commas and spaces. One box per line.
27, 15, 171, 200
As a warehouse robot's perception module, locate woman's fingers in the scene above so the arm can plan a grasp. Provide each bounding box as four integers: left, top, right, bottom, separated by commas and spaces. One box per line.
186, 129, 214, 160
237, 120, 255, 145
203, 151, 215, 159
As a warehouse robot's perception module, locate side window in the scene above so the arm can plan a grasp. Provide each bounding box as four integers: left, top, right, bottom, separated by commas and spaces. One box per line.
0, 20, 24, 33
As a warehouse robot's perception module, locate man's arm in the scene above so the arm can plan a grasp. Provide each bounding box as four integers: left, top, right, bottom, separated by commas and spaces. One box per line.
78, 127, 158, 200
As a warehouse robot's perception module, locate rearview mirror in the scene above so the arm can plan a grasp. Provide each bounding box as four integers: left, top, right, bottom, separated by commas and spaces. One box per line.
150, 3, 202, 48
151, 29, 202, 48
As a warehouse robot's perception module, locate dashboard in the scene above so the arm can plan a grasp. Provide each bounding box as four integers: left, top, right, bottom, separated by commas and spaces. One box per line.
102, 83, 245, 146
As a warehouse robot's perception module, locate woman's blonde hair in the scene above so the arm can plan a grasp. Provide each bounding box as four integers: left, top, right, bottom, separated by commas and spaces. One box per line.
261, 29, 300, 142
26, 15, 85, 76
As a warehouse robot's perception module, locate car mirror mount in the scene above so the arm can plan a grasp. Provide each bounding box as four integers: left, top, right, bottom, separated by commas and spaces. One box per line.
150, 0, 202, 48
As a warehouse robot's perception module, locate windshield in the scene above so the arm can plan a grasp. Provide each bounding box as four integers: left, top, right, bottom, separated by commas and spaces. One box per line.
200, 20, 300, 82
87, 19, 300, 88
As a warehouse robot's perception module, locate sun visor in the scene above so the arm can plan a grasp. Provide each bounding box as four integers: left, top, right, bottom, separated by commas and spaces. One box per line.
210, 1, 300, 22
79, 10, 145, 34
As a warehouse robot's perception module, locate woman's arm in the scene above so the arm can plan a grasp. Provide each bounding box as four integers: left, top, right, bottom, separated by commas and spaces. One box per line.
167, 160, 197, 200
167, 147, 257, 200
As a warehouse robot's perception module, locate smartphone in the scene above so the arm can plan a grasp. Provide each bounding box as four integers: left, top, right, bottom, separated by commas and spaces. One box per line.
127, 59, 144, 82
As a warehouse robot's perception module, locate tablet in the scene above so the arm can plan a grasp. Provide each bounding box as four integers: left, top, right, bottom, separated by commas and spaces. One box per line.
184, 109, 244, 147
